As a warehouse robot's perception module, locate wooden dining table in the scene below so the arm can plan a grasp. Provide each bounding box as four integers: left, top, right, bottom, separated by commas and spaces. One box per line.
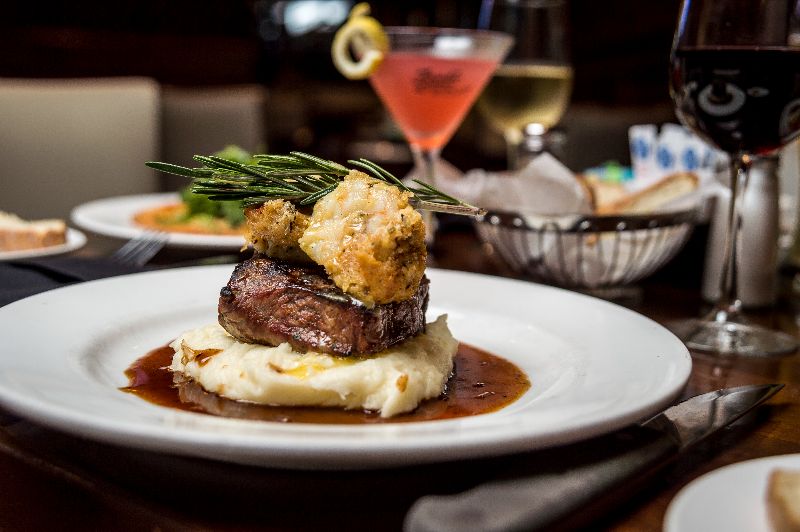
1, 226, 799, 531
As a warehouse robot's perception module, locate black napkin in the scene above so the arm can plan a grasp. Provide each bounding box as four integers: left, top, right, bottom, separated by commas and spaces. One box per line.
0, 257, 145, 307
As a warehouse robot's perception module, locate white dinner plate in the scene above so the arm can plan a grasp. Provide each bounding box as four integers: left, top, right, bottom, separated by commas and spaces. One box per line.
0, 267, 691, 469
70, 193, 245, 250
0, 228, 87, 261
664, 454, 800, 532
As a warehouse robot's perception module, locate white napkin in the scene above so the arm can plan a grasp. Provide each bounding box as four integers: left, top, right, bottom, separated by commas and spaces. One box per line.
436, 153, 592, 215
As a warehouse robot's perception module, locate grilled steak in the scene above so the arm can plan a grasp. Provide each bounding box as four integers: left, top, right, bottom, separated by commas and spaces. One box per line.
218, 256, 429, 356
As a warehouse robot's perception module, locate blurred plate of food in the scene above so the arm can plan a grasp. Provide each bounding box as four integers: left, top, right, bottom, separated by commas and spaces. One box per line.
0, 211, 87, 260
71, 192, 246, 250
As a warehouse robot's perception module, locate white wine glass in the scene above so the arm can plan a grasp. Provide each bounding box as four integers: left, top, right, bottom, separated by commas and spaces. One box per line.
476, 0, 573, 169
668, 0, 800, 356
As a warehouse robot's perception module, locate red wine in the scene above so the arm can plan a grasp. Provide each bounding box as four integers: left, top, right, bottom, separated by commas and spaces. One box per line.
671, 46, 800, 155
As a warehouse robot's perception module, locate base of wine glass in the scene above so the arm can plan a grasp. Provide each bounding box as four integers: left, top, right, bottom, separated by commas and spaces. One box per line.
668, 318, 798, 357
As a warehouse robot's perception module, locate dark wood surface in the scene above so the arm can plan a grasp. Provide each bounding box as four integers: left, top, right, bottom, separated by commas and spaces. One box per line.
1, 228, 799, 531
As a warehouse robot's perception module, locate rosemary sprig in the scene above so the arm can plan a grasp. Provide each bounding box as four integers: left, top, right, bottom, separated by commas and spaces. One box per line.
145, 152, 484, 216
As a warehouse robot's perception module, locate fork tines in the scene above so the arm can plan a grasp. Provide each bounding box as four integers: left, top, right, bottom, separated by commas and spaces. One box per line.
111, 231, 168, 267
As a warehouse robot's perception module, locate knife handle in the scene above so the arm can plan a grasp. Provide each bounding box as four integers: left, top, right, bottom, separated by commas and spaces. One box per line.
404, 425, 679, 532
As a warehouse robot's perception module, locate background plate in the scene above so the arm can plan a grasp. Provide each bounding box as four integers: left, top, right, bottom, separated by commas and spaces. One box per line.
664, 454, 800, 532
0, 266, 691, 469
71, 193, 245, 250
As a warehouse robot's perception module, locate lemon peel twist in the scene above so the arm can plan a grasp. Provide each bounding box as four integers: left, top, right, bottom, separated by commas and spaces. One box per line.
331, 3, 389, 80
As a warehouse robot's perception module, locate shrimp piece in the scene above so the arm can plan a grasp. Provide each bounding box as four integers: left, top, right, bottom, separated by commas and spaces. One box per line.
298, 170, 426, 307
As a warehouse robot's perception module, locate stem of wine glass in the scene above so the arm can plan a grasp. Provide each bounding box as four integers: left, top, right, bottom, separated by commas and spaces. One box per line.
411, 145, 441, 246
713, 153, 751, 323
412, 146, 441, 186
506, 126, 548, 170
503, 129, 524, 170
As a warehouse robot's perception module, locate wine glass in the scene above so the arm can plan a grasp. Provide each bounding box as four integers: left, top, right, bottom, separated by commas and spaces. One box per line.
368, 27, 513, 241
476, 0, 573, 169
668, 0, 800, 356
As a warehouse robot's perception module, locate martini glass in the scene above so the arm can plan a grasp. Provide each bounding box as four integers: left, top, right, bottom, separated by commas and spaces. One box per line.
368, 27, 513, 240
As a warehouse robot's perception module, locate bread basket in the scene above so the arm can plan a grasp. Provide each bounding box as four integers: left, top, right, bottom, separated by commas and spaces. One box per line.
474, 207, 698, 290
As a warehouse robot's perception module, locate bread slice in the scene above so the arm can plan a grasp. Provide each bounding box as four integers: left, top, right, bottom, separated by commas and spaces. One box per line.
0, 211, 67, 252
596, 172, 699, 215
581, 175, 628, 212
767, 469, 800, 532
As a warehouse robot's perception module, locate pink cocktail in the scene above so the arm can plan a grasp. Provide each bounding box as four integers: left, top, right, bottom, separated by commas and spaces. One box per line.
371, 52, 501, 151
368, 27, 512, 229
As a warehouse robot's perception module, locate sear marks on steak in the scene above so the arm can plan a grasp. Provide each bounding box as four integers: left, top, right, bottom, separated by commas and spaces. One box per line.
218, 256, 429, 356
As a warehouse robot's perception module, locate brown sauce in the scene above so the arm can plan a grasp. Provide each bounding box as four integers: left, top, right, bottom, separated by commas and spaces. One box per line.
122, 343, 530, 424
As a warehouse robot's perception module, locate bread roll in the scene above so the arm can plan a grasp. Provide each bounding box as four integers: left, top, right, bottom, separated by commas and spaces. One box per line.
0, 211, 66, 252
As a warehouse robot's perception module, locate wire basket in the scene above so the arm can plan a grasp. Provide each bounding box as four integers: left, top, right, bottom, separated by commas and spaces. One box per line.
474, 208, 698, 290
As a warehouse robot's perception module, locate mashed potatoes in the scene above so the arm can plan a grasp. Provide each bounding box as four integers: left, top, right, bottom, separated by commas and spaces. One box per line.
170, 315, 457, 418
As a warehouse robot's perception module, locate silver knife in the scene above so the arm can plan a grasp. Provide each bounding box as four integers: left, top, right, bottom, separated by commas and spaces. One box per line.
404, 383, 783, 532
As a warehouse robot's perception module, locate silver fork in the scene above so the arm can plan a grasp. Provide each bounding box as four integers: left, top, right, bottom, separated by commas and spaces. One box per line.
111, 231, 168, 267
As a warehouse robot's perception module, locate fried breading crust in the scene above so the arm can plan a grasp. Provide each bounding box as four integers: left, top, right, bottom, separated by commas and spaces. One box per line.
244, 200, 311, 262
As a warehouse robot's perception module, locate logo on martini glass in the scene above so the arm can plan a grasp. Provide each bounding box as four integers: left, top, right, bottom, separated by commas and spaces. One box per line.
413, 68, 469, 95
